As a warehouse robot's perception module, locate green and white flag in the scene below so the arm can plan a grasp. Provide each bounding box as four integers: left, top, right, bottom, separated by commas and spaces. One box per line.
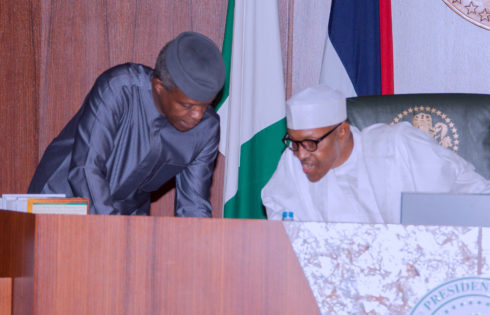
216, 0, 287, 219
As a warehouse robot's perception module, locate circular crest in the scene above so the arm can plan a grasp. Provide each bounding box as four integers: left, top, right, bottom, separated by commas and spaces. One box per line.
411, 277, 490, 314
390, 106, 460, 152
443, 0, 490, 30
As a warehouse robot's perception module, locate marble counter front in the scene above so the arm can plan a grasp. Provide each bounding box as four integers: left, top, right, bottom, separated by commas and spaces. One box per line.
284, 222, 490, 314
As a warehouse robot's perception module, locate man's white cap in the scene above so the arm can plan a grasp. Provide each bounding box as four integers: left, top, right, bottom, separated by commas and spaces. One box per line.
286, 84, 346, 130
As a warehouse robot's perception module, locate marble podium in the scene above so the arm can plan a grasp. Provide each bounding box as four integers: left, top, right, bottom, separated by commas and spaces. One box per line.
284, 222, 490, 314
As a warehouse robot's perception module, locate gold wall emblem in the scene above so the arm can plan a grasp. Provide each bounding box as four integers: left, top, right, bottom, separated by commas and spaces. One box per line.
443, 0, 490, 30
390, 106, 460, 151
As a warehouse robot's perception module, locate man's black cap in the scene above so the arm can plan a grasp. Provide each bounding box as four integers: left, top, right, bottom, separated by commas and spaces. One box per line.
165, 31, 226, 102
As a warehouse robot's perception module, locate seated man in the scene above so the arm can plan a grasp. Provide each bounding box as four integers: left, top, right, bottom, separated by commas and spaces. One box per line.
262, 84, 490, 223
28, 31, 225, 216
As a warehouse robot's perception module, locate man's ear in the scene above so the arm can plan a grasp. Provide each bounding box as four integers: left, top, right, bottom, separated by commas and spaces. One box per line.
152, 77, 164, 95
337, 121, 351, 140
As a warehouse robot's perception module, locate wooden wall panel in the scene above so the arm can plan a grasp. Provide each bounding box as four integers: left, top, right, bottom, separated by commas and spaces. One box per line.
0, 0, 40, 195
130, 0, 191, 66
39, 0, 141, 152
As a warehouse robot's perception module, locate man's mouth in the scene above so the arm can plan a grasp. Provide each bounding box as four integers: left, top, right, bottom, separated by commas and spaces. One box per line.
180, 120, 198, 130
301, 161, 315, 174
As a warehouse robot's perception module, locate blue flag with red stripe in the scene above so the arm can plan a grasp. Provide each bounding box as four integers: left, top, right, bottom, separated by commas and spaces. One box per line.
328, 0, 381, 96
321, 0, 393, 97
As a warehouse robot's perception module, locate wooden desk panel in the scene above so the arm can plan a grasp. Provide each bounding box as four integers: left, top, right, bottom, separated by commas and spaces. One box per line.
0, 211, 35, 277
0, 212, 319, 315
0, 278, 12, 315
0, 211, 37, 315
33, 215, 319, 315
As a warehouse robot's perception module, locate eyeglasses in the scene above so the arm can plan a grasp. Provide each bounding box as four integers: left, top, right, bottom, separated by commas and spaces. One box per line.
282, 123, 342, 152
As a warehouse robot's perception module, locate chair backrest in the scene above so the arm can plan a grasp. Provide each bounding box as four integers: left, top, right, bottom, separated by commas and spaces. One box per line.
346, 93, 490, 179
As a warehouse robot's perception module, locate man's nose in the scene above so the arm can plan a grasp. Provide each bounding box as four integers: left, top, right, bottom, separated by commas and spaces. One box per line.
296, 145, 310, 160
190, 106, 206, 121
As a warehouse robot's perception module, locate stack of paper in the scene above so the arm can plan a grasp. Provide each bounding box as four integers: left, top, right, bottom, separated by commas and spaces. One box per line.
1, 194, 88, 215
1, 194, 66, 212
27, 198, 88, 215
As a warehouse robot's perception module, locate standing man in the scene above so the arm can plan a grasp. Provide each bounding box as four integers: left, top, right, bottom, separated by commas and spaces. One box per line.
262, 84, 490, 223
28, 31, 225, 216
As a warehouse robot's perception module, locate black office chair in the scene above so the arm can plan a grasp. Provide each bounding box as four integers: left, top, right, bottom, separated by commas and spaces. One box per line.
346, 94, 490, 179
